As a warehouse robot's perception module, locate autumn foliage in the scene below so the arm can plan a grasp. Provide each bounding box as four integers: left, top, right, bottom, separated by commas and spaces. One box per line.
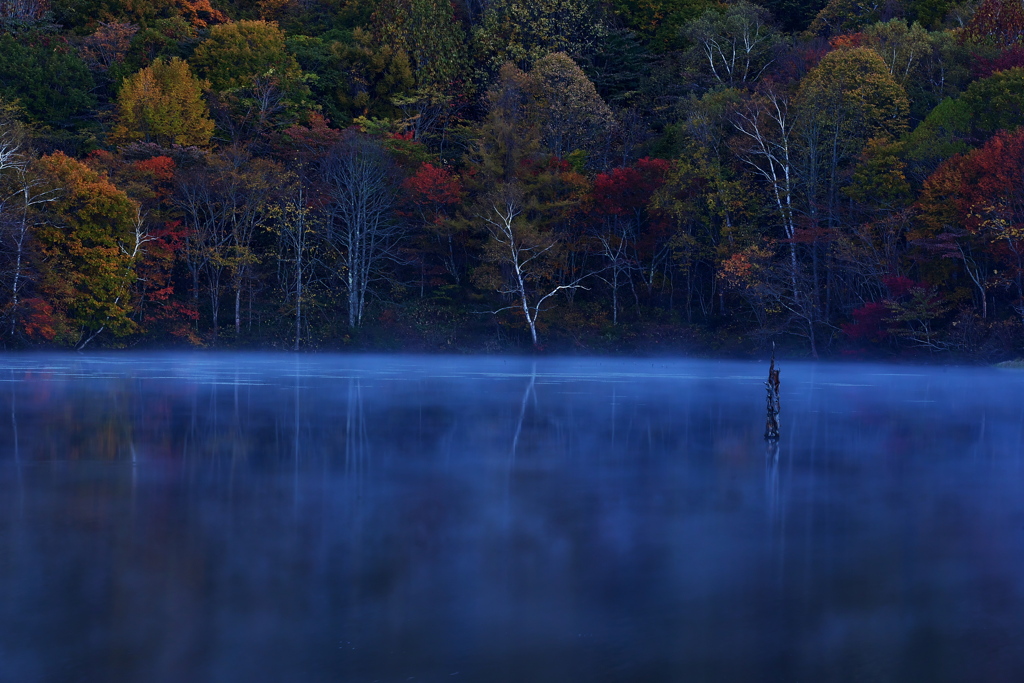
0, 0, 1022, 357
112, 57, 214, 147
591, 157, 671, 216
31, 152, 140, 346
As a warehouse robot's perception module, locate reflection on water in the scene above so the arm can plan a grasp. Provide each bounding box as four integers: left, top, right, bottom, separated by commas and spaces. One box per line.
1, 354, 1024, 682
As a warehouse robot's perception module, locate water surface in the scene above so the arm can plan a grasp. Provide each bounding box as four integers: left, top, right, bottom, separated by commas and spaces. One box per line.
1, 354, 1023, 682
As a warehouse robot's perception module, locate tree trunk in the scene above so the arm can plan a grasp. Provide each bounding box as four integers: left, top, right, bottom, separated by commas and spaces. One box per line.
294, 256, 302, 351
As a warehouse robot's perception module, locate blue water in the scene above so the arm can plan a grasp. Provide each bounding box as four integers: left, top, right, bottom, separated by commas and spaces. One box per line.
1, 354, 1023, 682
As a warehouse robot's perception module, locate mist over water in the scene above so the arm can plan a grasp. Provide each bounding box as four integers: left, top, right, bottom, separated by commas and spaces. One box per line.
1, 354, 1023, 683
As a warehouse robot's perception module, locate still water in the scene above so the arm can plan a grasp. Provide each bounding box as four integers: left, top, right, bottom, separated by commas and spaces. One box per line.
1, 354, 1023, 683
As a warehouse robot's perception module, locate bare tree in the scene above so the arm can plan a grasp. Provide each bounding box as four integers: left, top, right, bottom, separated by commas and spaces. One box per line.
0, 124, 56, 337
222, 153, 277, 338
175, 149, 278, 340
321, 134, 405, 329
591, 217, 638, 326
478, 185, 589, 346
732, 85, 798, 283
0, 0, 47, 21
176, 161, 231, 339
273, 176, 318, 349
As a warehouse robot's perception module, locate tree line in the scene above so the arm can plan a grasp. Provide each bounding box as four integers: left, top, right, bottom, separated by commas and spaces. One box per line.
1, 0, 1024, 358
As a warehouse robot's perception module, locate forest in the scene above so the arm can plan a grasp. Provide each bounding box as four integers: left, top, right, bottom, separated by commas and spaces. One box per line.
1, 0, 1023, 358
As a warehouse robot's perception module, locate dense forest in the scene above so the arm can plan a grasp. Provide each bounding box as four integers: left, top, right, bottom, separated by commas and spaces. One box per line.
1, 0, 1023, 358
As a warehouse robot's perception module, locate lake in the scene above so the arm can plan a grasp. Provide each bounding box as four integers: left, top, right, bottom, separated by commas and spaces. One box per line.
1, 354, 1023, 682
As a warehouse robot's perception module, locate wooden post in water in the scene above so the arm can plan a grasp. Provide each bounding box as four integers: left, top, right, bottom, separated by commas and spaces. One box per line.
764, 345, 780, 441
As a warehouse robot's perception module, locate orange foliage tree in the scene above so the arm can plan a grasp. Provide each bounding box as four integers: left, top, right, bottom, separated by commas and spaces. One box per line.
31, 152, 141, 348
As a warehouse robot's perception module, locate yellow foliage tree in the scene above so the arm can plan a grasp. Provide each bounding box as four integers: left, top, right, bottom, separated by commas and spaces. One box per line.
111, 57, 214, 147
190, 20, 303, 93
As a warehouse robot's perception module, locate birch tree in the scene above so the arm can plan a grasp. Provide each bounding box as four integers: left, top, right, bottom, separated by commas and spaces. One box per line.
731, 84, 820, 354
683, 2, 785, 88
731, 85, 798, 283
322, 133, 404, 329
0, 120, 56, 337
476, 185, 588, 346
271, 176, 318, 349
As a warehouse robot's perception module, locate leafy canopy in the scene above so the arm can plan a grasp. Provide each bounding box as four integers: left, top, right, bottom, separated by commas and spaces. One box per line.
112, 57, 214, 147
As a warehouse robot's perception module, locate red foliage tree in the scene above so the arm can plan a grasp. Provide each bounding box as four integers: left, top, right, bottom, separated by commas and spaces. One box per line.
972, 46, 1024, 79
277, 113, 341, 166
950, 131, 1024, 316
587, 157, 671, 323
402, 162, 466, 291
404, 162, 462, 207
918, 129, 1024, 319
591, 157, 671, 217
964, 0, 1024, 47
842, 275, 948, 351
88, 153, 200, 342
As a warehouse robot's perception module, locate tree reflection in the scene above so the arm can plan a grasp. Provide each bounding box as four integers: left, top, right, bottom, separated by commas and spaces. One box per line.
510, 363, 537, 464
345, 377, 368, 474
9, 369, 23, 513
2, 357, 1024, 682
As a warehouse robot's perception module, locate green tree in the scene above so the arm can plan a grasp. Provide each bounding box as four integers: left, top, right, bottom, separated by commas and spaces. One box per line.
470, 63, 543, 182
845, 138, 913, 212
191, 20, 311, 139
472, 0, 606, 74
899, 68, 1024, 184
794, 48, 908, 348
111, 57, 214, 147
286, 32, 350, 124
469, 56, 614, 177
371, 0, 469, 90
287, 29, 416, 126
610, 0, 714, 51
368, 0, 473, 149
758, 0, 828, 32
122, 17, 202, 72
906, 0, 961, 28
861, 20, 932, 88
531, 52, 615, 161
898, 97, 972, 184
190, 20, 304, 92
655, 105, 756, 324
0, 33, 96, 130
807, 0, 888, 36
581, 27, 652, 107
960, 67, 1024, 139
796, 46, 909, 219
797, 47, 909, 145
859, 21, 971, 122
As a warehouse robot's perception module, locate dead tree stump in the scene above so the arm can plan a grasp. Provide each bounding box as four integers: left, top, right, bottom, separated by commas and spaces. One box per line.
764, 348, 780, 441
